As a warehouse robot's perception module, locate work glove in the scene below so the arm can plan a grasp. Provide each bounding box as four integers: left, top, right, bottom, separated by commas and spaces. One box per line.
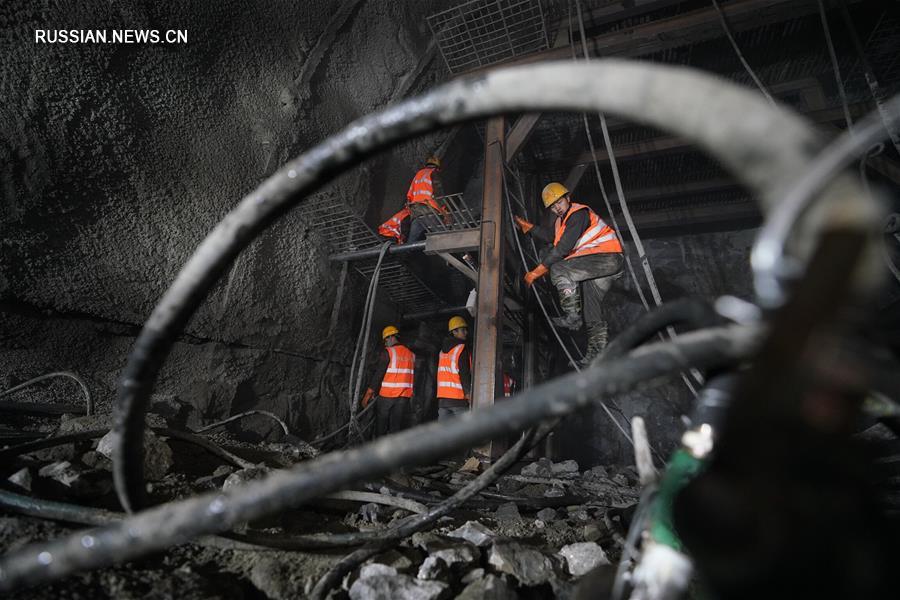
524, 264, 549, 287
361, 388, 375, 408
514, 215, 534, 234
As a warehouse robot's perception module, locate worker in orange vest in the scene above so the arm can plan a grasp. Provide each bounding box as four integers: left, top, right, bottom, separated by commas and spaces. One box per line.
515, 182, 624, 364
436, 316, 472, 421
406, 156, 450, 243
361, 325, 416, 437
378, 207, 411, 244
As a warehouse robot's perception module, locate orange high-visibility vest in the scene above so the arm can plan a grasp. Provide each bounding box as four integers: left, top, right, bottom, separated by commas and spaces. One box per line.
379, 345, 415, 398
553, 202, 622, 258
503, 373, 514, 397
378, 207, 410, 243
437, 343, 466, 400
406, 167, 445, 214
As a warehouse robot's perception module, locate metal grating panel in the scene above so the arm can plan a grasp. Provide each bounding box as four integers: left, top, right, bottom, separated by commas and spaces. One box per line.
419, 193, 482, 235
428, 0, 550, 74
305, 194, 443, 313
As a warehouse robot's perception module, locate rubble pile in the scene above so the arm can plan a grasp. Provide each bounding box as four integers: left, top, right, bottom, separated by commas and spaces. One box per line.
2, 412, 641, 598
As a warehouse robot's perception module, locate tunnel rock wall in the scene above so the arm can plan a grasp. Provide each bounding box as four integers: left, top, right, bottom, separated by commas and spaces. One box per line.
0, 0, 449, 431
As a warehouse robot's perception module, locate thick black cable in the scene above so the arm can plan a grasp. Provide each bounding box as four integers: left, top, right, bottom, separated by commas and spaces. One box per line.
192, 410, 290, 437
1, 325, 761, 591
0, 428, 252, 472
598, 298, 721, 365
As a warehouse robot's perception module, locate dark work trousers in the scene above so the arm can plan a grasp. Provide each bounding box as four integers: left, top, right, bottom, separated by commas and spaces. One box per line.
437, 399, 469, 421
549, 252, 624, 324
375, 396, 409, 437
408, 398, 426, 428
407, 203, 444, 243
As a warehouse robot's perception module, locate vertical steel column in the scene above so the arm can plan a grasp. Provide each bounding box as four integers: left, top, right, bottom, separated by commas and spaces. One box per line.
472, 116, 506, 461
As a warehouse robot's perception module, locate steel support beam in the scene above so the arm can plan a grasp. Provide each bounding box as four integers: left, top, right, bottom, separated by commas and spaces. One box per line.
506, 113, 542, 163
472, 116, 506, 461
329, 241, 425, 262
424, 228, 481, 254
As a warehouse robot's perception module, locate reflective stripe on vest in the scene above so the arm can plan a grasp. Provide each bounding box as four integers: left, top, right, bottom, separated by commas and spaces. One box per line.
437, 343, 466, 400
553, 202, 623, 259
379, 345, 415, 398
406, 167, 444, 213
378, 207, 409, 243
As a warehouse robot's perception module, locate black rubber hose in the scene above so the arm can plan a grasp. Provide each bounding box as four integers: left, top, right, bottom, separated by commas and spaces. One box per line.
111, 60, 832, 514
0, 325, 760, 591
598, 298, 720, 364
0, 428, 252, 472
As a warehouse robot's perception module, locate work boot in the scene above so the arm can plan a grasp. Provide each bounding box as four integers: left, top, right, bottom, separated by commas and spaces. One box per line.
580, 320, 609, 367
552, 288, 583, 331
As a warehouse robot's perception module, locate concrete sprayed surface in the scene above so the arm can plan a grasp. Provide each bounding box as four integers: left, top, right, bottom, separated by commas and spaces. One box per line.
1, 0, 454, 434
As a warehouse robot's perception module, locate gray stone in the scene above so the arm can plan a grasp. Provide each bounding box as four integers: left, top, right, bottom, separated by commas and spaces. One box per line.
430, 544, 478, 568
221, 465, 270, 491
558, 542, 610, 577
416, 556, 446, 580
457, 574, 517, 600
349, 573, 447, 600
37, 461, 112, 498
446, 521, 495, 547
536, 508, 558, 522
38, 461, 81, 487
360, 563, 398, 579
520, 458, 552, 478
410, 532, 442, 551
460, 568, 485, 585
551, 460, 580, 475
586, 466, 608, 480
582, 523, 602, 542
495, 502, 521, 521
369, 549, 414, 573
417, 543, 478, 579
96, 428, 173, 481
8, 467, 31, 491
488, 541, 554, 586
80, 450, 107, 469
212, 465, 235, 477
358, 502, 384, 523
543, 486, 565, 498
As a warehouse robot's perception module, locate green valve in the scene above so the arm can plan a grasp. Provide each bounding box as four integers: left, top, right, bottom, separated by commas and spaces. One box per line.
649, 448, 706, 552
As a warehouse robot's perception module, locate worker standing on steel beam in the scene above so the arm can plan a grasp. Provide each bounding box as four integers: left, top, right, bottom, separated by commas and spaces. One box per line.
515, 182, 624, 365
405, 155, 450, 243
436, 316, 472, 421
361, 325, 416, 437
377, 206, 411, 244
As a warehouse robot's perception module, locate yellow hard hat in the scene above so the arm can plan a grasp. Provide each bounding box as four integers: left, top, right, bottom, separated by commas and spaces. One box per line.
382, 325, 399, 339
426, 155, 441, 168
541, 182, 569, 208
448, 316, 467, 332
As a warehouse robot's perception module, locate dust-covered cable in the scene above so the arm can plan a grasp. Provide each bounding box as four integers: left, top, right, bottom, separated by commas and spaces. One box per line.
0, 372, 93, 416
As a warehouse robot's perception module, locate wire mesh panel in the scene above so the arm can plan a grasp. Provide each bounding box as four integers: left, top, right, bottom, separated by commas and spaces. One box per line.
428, 0, 550, 74
419, 193, 482, 235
